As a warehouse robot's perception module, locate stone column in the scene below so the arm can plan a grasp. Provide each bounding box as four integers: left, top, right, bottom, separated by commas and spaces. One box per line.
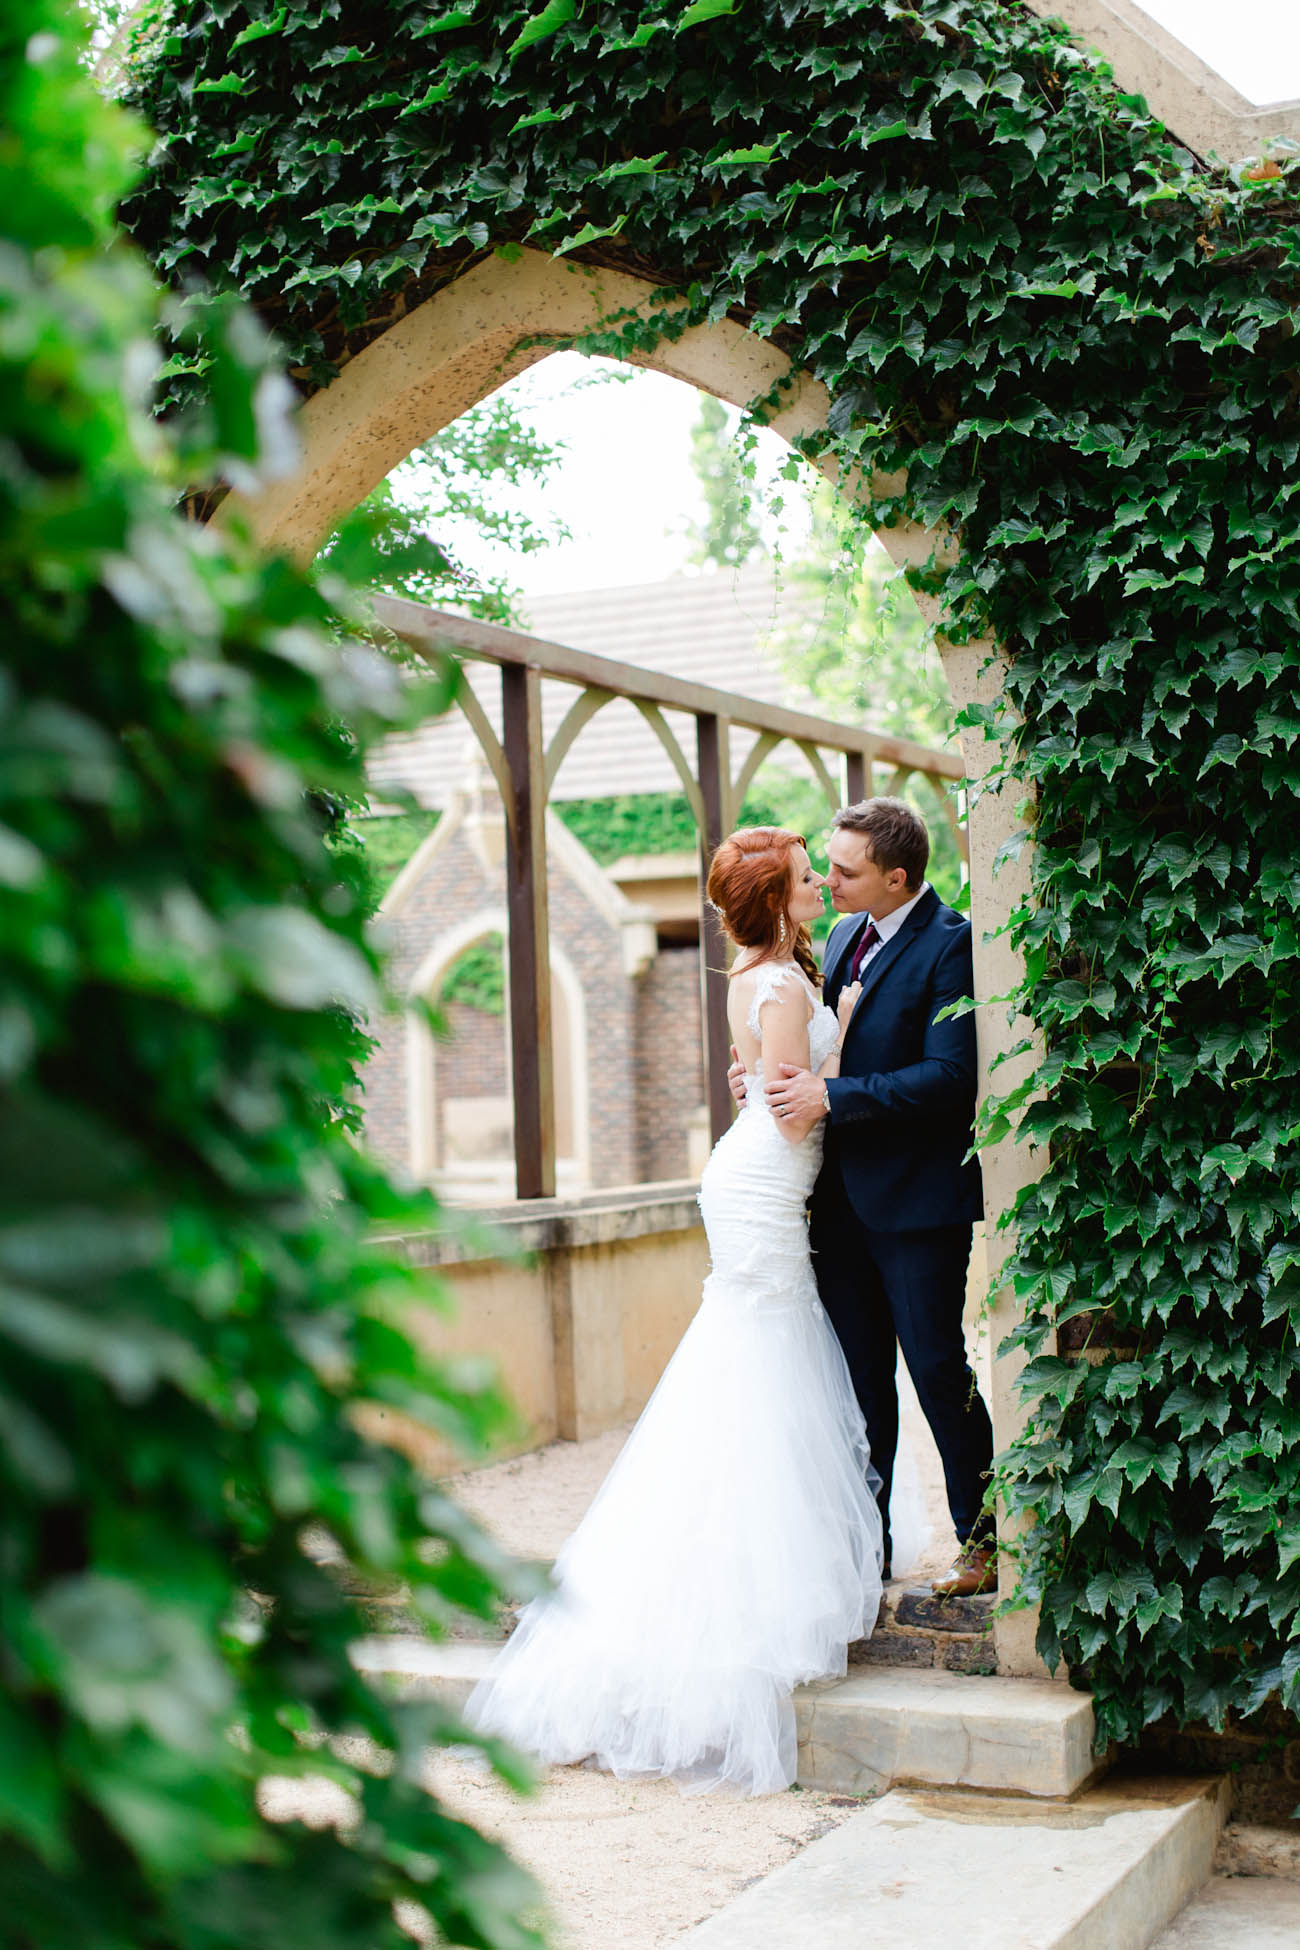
943, 636, 1047, 1678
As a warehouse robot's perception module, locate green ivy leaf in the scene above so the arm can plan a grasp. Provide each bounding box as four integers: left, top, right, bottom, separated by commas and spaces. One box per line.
230, 8, 287, 49
596, 152, 669, 179
399, 79, 455, 115
512, 105, 569, 129
861, 118, 909, 148
677, 0, 739, 27
710, 135, 790, 167
508, 0, 576, 56
550, 216, 628, 256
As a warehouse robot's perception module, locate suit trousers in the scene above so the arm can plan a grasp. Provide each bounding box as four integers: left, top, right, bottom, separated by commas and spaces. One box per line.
809, 1165, 994, 1558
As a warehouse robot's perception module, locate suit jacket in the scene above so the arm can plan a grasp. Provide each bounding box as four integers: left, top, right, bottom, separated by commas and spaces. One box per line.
819, 888, 983, 1233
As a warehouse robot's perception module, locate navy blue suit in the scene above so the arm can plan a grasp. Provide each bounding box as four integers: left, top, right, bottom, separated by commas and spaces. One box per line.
813, 888, 993, 1560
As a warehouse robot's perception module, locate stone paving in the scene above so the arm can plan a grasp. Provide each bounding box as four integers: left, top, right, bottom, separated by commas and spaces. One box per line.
1151, 1875, 1300, 1949
260, 1748, 866, 1950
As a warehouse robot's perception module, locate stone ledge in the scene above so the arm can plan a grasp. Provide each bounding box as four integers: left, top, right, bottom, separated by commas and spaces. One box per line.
380, 1179, 704, 1267
1152, 1873, 1300, 1948
679, 1776, 1227, 1949
795, 1665, 1098, 1799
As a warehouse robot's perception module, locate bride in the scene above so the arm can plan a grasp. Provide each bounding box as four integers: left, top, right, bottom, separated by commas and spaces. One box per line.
465, 827, 888, 1796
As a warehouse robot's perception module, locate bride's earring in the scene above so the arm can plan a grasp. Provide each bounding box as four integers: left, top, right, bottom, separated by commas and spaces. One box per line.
778, 915, 787, 948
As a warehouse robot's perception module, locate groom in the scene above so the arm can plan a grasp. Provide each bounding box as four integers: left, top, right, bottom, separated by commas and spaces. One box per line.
741, 798, 995, 1595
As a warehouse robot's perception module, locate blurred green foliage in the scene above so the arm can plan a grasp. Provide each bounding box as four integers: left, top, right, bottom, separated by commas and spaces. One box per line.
0, 8, 544, 1945
354, 810, 442, 893
441, 937, 506, 1017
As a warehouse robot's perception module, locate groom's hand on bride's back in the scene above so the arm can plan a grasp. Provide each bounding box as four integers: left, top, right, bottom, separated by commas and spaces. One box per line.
728, 1045, 747, 1106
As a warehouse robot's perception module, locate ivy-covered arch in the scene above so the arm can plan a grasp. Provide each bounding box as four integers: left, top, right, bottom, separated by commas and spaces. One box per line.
124, 0, 1300, 1754
212, 238, 1037, 1663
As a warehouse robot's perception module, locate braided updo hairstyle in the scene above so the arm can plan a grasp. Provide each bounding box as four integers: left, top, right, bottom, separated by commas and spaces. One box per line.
705, 827, 822, 989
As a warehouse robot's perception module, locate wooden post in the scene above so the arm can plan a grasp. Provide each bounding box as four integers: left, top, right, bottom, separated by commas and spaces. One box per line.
696, 713, 731, 1147
844, 748, 867, 806
502, 662, 555, 1199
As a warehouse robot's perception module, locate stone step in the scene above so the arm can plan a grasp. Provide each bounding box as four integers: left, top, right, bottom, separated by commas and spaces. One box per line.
796, 1663, 1098, 1798
850, 1581, 997, 1674
357, 1574, 999, 1658
353, 1637, 1100, 1800
892, 1583, 996, 1634
677, 1776, 1227, 1950
1152, 1874, 1300, 1948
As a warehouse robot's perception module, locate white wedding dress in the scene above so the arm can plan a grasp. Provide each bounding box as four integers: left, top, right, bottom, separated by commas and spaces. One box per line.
465, 963, 897, 1796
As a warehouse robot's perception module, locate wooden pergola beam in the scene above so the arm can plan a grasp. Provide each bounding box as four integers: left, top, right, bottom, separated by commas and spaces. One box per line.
373, 594, 965, 1196
373, 595, 964, 782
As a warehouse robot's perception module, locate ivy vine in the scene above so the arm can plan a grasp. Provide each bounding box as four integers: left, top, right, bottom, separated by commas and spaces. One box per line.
122, 0, 1300, 1754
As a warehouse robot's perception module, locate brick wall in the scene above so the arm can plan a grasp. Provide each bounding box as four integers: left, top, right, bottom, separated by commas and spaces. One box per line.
634, 942, 704, 1181
546, 864, 638, 1187
437, 998, 510, 1164
439, 998, 508, 1096
361, 1006, 408, 1175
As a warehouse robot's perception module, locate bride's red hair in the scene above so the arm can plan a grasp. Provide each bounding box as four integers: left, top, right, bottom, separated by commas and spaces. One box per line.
706, 827, 821, 989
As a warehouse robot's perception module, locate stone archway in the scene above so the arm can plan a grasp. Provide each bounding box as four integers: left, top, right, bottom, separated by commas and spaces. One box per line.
406, 904, 590, 1195
237, 249, 1040, 1670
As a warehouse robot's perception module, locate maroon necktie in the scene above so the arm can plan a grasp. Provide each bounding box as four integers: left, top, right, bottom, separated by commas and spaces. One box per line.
848, 920, 881, 983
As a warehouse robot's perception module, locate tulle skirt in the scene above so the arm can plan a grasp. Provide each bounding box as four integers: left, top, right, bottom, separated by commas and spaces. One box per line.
465, 1101, 896, 1797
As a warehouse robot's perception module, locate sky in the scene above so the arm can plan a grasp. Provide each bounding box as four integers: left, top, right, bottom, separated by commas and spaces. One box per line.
1131, 0, 1300, 106
403, 352, 811, 602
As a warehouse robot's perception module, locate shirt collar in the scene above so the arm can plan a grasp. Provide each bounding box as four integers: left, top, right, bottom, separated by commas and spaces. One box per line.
868, 881, 930, 943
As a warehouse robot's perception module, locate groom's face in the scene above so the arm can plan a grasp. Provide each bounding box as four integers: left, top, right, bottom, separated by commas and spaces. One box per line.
826, 828, 912, 917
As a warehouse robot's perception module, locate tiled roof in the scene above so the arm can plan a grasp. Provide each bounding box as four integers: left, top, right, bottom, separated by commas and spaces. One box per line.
366, 560, 833, 810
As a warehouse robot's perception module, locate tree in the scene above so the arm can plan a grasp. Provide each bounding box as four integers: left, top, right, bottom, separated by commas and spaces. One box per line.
342, 390, 574, 626
0, 8, 541, 1946
775, 485, 954, 751
683, 393, 765, 571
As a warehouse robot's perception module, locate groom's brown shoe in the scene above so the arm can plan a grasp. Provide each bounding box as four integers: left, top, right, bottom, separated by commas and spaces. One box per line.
931, 1540, 996, 1599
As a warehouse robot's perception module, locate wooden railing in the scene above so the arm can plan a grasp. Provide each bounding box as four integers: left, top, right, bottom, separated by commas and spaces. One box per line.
372, 594, 966, 1199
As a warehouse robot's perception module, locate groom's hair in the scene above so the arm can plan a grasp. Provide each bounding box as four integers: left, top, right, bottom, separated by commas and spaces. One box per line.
832, 797, 929, 888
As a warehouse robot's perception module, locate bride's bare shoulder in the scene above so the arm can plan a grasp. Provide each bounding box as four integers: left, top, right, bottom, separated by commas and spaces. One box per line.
731, 960, 814, 1035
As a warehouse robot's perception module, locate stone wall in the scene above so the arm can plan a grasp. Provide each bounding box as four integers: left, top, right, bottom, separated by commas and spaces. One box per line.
1134, 1702, 1300, 1825
439, 998, 508, 1096
363, 1184, 707, 1471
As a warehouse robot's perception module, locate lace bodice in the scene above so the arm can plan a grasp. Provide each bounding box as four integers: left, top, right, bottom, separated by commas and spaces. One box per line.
738, 960, 839, 1080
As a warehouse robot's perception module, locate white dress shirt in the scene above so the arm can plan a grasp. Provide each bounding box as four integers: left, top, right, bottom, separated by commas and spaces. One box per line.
852, 882, 930, 974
